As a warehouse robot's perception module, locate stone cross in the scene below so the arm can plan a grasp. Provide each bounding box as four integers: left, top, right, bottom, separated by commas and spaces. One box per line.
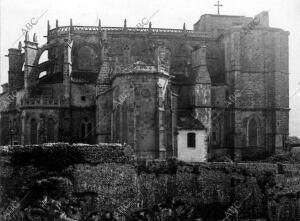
214, 0, 223, 15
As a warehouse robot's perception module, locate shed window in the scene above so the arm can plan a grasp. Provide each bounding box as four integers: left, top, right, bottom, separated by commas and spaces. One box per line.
187, 132, 196, 148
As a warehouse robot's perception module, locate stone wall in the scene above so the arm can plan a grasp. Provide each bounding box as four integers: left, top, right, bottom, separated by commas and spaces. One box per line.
1, 144, 300, 220
0, 143, 137, 220
137, 160, 300, 220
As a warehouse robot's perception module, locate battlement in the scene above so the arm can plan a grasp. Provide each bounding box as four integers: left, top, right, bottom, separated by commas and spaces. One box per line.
48, 26, 215, 39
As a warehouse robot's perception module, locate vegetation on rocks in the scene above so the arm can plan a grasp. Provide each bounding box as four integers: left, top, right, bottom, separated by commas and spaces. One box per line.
0, 144, 300, 220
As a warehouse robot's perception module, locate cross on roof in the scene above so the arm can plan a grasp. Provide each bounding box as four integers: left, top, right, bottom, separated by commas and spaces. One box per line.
214, 0, 223, 15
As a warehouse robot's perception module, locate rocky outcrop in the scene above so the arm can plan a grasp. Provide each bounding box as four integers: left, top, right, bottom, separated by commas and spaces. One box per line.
0, 144, 300, 220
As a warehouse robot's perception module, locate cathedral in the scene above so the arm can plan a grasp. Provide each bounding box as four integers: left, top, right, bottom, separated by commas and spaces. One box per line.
0, 11, 289, 161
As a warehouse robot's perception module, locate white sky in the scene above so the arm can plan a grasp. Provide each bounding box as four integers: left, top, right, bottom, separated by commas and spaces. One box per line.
0, 0, 300, 136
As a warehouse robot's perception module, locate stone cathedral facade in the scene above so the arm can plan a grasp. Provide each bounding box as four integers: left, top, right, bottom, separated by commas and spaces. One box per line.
0, 11, 289, 161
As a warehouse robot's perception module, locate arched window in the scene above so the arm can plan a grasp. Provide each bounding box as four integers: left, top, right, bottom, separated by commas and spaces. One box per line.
248, 118, 258, 146
212, 121, 222, 145
81, 122, 86, 142
87, 122, 92, 143
30, 119, 38, 144
77, 46, 97, 71
39, 71, 47, 79
122, 104, 128, 143
47, 118, 55, 142
38, 50, 49, 64
80, 120, 93, 143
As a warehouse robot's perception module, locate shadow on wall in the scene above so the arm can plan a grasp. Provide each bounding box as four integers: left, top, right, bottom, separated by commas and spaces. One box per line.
208, 146, 271, 162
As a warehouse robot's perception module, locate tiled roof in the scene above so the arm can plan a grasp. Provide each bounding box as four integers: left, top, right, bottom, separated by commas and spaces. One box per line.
178, 114, 206, 130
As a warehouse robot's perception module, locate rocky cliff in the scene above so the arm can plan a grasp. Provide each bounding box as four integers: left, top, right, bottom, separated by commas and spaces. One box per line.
0, 144, 299, 220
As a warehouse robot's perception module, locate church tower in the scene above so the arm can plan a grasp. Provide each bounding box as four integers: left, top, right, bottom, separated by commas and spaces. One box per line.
7, 43, 24, 92
221, 12, 289, 159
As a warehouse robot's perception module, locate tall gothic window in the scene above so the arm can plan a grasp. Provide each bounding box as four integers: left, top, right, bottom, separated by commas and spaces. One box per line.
80, 120, 93, 143
81, 122, 86, 142
248, 118, 258, 146
47, 118, 55, 142
87, 122, 92, 143
122, 104, 128, 143
77, 46, 97, 71
30, 119, 38, 144
212, 121, 222, 145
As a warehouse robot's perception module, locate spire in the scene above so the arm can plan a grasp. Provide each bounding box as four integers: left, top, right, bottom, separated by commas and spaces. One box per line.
149, 22, 152, 33
124, 19, 127, 28
68, 29, 71, 41
25, 31, 29, 41
56, 19, 59, 28
70, 19, 74, 33
183, 22, 186, 31
18, 41, 22, 50
47, 20, 50, 32
98, 19, 101, 28
64, 21, 72, 43
33, 33, 37, 43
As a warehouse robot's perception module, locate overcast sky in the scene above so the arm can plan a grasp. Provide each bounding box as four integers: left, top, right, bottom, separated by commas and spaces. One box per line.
0, 0, 299, 136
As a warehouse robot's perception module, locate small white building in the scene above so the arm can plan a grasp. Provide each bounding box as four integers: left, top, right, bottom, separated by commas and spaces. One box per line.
177, 116, 208, 162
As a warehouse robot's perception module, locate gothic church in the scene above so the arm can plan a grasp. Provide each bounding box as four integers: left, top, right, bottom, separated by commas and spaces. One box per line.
0, 11, 289, 161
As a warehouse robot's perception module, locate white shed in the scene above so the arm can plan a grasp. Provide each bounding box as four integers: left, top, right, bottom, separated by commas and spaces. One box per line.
177, 116, 208, 162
